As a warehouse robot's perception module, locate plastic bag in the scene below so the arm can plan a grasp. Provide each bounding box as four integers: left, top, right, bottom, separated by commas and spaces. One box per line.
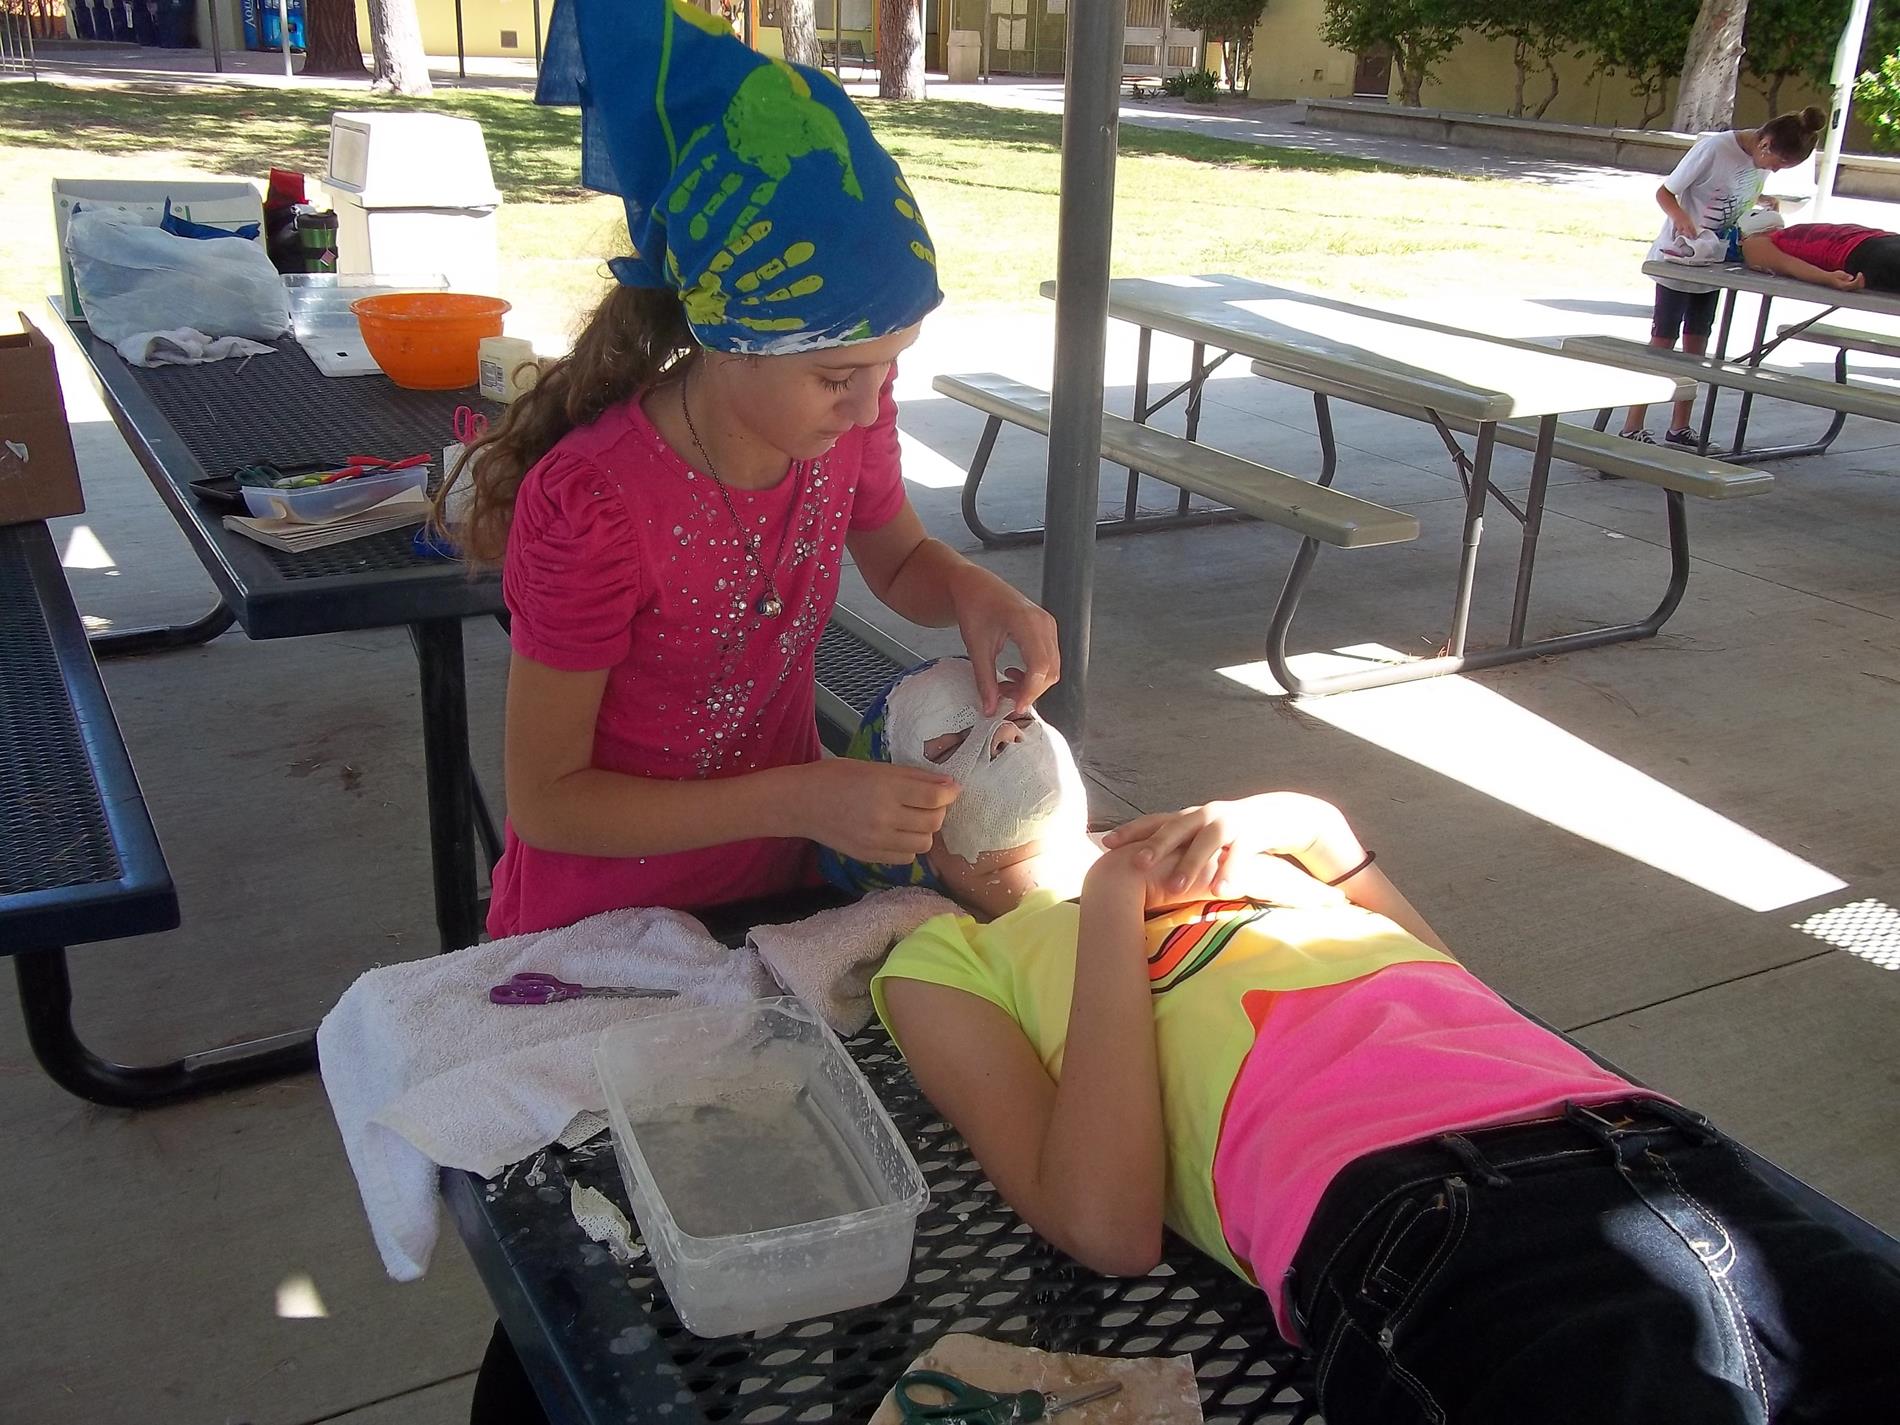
66, 207, 292, 346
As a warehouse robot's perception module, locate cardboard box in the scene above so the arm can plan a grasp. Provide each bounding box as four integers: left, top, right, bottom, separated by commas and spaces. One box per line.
0, 313, 85, 528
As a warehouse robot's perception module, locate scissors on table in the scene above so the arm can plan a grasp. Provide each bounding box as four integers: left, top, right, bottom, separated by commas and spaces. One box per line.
453, 405, 490, 444
895, 1370, 1123, 1425
489, 973, 678, 1006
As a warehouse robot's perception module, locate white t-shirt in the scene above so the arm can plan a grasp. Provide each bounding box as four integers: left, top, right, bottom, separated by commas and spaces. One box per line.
1648, 131, 1767, 294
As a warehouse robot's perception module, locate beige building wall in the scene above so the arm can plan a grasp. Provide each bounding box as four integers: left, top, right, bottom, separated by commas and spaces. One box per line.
347, 0, 552, 60
1248, 0, 1838, 135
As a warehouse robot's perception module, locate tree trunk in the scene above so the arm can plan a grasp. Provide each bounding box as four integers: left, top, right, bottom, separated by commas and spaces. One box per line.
367, 0, 432, 94
303, 0, 367, 75
1672, 0, 1748, 131
1237, 33, 1252, 93
1511, 38, 1529, 117
1532, 57, 1560, 120
780, 0, 819, 66
1640, 80, 1667, 129
1397, 55, 1425, 107
1766, 71, 1785, 115
878, 0, 924, 99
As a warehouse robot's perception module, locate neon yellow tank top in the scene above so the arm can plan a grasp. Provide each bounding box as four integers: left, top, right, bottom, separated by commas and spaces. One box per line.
871, 889, 1454, 1275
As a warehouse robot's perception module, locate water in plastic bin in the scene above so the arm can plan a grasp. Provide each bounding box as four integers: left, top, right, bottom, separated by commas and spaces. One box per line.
632, 1078, 882, 1239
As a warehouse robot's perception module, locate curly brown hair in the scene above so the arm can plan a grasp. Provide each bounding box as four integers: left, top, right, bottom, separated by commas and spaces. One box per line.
437, 282, 697, 567
1759, 106, 1828, 164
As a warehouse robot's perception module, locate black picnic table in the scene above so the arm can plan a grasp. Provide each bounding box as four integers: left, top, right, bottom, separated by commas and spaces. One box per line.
444, 886, 1319, 1425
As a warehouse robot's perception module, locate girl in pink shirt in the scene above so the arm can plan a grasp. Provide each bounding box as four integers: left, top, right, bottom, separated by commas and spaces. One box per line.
448, 0, 1056, 940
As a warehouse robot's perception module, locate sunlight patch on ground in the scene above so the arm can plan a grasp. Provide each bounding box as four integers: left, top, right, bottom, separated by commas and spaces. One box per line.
61, 523, 116, 571
1793, 899, 1900, 970
898, 427, 977, 490
1219, 645, 1846, 914
274, 1272, 328, 1319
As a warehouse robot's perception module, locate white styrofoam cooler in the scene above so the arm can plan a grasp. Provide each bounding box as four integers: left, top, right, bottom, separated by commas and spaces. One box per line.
322, 112, 502, 292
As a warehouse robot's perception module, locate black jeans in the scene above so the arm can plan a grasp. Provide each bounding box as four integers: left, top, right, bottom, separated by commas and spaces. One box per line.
1288, 1100, 1900, 1424
1843, 234, 1900, 291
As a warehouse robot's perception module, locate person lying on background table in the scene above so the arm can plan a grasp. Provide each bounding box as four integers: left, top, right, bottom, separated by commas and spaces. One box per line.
830, 657, 1900, 1425
1740, 209, 1900, 293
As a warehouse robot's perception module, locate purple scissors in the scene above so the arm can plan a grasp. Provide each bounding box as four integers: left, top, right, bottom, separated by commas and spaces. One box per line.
489, 973, 678, 1006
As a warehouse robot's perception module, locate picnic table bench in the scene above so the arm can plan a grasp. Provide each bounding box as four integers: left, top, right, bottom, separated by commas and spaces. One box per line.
934, 274, 1748, 695
0, 521, 253, 1107
817, 35, 874, 73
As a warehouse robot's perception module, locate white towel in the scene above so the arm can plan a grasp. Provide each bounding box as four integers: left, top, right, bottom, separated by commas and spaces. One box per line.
317, 905, 775, 1282
748, 888, 960, 1035
114, 327, 276, 367
1659, 233, 1733, 266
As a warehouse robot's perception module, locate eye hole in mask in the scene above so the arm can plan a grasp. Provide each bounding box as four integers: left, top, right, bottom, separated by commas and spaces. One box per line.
923, 713, 1035, 766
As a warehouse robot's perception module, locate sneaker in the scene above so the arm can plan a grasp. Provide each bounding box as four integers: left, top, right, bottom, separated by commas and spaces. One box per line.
1664, 427, 1700, 448
1618, 428, 1657, 444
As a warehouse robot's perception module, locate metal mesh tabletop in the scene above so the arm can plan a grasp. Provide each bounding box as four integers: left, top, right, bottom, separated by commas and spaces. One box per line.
124, 336, 486, 481
69, 320, 506, 637
0, 533, 117, 899
450, 1026, 1315, 1425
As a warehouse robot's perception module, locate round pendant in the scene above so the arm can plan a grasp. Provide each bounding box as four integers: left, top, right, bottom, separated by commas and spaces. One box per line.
758, 593, 784, 618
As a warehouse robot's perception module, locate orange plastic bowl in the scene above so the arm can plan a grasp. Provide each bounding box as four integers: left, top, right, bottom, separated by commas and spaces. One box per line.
350, 292, 511, 390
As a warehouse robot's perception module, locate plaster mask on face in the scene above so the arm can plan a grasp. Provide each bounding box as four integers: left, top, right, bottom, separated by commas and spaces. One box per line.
883, 659, 1087, 862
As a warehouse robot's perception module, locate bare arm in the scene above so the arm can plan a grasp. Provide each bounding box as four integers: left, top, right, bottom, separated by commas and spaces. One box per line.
848, 500, 1060, 713
1741, 234, 1866, 290
1105, 793, 1453, 955
1656, 184, 1699, 238
501, 651, 956, 863
880, 846, 1167, 1276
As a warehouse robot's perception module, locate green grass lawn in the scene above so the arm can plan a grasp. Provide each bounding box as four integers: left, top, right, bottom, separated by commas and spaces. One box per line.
0, 80, 1658, 343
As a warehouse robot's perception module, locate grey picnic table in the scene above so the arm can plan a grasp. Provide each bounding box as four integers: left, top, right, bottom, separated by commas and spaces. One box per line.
1048, 274, 1688, 695
1635, 259, 1900, 460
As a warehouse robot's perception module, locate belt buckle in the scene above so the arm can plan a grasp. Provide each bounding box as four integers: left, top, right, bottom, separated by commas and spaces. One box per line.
1568, 1099, 1642, 1136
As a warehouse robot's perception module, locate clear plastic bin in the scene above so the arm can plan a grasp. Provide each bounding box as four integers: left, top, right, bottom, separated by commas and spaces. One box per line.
239, 463, 428, 521
595, 997, 929, 1338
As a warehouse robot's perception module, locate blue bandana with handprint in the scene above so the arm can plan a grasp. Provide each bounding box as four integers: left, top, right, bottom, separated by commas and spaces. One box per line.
816, 663, 949, 896
537, 0, 943, 354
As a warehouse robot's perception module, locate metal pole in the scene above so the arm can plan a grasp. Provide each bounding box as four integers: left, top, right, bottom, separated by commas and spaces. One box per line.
208, 0, 223, 71
278, 0, 291, 77
1814, 0, 1874, 219
1038, 0, 1122, 744
453, 0, 465, 78
832, 0, 841, 80
531, 0, 542, 72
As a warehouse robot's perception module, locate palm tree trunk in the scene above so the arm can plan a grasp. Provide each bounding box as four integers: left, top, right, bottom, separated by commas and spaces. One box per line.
303, 0, 367, 75
368, 0, 432, 94
1673, 0, 1748, 131
781, 0, 820, 66
878, 0, 924, 98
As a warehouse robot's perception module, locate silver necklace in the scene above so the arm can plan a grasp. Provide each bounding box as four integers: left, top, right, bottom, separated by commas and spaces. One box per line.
680, 373, 798, 619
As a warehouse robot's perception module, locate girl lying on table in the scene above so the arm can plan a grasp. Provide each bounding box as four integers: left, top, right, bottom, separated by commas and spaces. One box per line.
826, 658, 1900, 1425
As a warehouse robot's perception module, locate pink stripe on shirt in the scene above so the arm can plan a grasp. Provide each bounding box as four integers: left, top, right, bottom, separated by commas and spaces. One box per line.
1211, 962, 1652, 1341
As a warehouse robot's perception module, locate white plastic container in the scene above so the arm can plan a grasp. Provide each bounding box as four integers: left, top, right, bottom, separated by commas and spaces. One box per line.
240, 464, 428, 521
322, 113, 501, 292
596, 997, 929, 1338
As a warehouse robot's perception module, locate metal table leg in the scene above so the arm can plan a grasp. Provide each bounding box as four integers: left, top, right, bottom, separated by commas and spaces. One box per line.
89, 599, 237, 659
1264, 488, 1691, 698
1508, 415, 1558, 646
414, 618, 481, 952
14, 947, 315, 1109
1446, 422, 1499, 657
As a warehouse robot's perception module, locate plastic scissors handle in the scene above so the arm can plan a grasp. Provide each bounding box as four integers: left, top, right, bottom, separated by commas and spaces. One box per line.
453, 404, 490, 443
488, 973, 677, 1005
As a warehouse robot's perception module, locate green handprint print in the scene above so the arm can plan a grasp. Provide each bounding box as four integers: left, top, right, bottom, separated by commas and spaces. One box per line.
670, 222, 824, 335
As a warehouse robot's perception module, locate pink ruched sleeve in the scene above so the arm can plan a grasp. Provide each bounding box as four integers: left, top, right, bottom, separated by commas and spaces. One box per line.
849, 366, 907, 532
502, 450, 645, 671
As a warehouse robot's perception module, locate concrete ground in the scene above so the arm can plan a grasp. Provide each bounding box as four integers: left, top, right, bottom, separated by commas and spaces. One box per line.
6, 49, 1900, 1425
